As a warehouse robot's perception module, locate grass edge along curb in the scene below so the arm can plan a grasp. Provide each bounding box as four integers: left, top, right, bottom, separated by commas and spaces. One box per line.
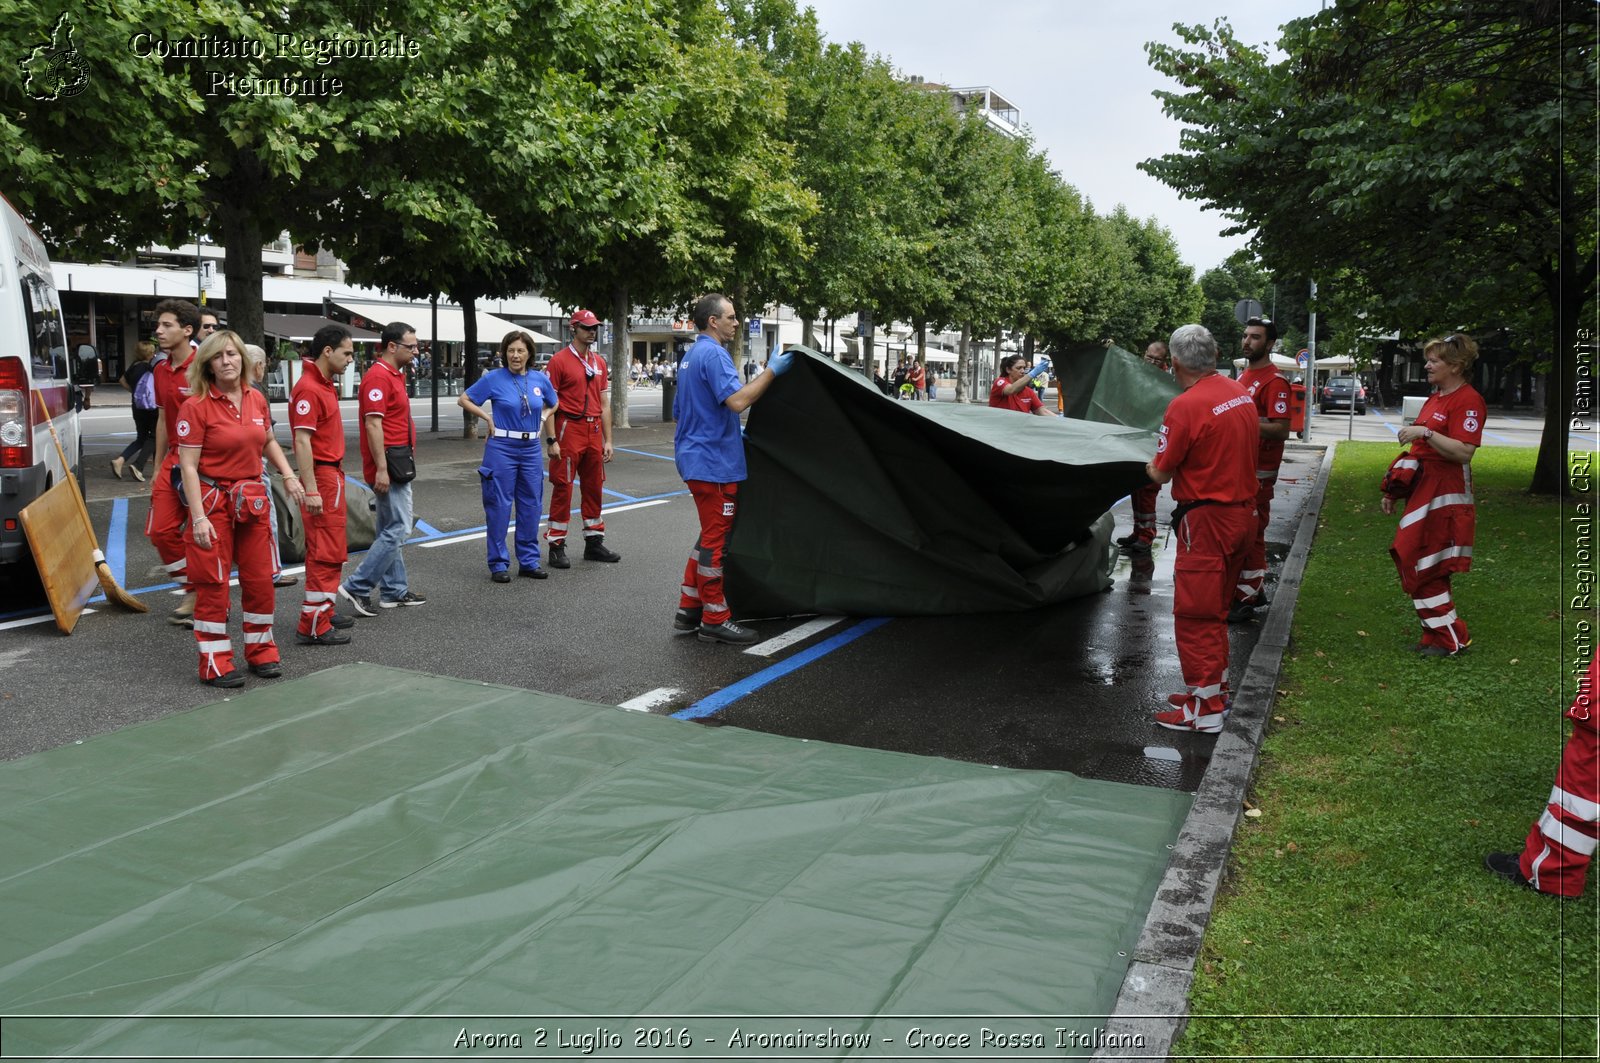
1093, 441, 1336, 1060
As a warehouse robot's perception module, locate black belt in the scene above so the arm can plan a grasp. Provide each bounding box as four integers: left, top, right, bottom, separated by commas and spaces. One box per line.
1170, 498, 1252, 524
559, 412, 599, 422
314, 459, 343, 468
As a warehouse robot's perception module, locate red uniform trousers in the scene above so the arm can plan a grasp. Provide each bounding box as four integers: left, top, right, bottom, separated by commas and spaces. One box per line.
1517, 653, 1600, 896
1407, 576, 1471, 653
145, 451, 192, 591
1173, 501, 1255, 716
186, 481, 279, 681
297, 465, 348, 637
1234, 474, 1276, 604
547, 416, 606, 544
1129, 482, 1160, 545
679, 481, 738, 626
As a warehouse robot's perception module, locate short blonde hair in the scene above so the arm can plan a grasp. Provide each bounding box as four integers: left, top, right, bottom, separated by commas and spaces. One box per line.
189, 330, 254, 395
1423, 332, 1479, 375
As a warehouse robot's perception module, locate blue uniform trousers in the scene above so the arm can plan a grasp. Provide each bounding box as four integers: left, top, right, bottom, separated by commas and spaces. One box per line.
480, 437, 545, 572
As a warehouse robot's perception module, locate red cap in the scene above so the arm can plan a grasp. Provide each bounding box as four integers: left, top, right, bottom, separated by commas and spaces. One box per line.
569, 309, 600, 328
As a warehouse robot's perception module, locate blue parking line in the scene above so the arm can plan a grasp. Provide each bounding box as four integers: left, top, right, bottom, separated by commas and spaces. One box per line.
615, 446, 676, 462
414, 519, 442, 537
672, 617, 893, 721
601, 488, 638, 502
105, 498, 129, 588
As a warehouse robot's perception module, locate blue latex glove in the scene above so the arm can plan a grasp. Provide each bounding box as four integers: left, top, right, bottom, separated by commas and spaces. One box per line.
1027, 358, 1051, 380
769, 351, 796, 376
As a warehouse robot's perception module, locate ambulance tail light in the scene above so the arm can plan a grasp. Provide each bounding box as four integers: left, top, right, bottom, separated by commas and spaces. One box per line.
0, 355, 30, 468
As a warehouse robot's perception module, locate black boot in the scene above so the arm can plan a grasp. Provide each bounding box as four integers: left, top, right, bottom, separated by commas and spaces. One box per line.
583, 536, 621, 562
548, 542, 570, 569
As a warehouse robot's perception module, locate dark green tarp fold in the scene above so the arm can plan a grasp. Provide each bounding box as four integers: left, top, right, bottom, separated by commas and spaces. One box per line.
1053, 343, 1181, 430
726, 348, 1158, 616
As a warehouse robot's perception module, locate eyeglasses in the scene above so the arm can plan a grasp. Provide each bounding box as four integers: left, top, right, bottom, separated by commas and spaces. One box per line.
399, 342, 419, 351
575, 323, 598, 331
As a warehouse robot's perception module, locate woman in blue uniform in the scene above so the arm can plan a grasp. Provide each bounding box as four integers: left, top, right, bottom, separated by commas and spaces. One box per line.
459, 331, 559, 582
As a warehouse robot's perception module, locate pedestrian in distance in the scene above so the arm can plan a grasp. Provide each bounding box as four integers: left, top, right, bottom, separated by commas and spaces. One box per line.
1144, 324, 1260, 733
672, 293, 794, 645
458, 330, 559, 583
1485, 649, 1599, 897
110, 340, 158, 482
1381, 332, 1484, 657
198, 307, 221, 341
544, 309, 621, 568
989, 353, 1054, 416
1229, 317, 1292, 623
175, 331, 306, 687
145, 298, 201, 626
339, 322, 428, 615
290, 324, 357, 645
1117, 340, 1173, 554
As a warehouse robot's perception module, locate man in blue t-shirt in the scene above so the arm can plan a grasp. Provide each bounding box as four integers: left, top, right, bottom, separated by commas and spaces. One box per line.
672, 293, 794, 644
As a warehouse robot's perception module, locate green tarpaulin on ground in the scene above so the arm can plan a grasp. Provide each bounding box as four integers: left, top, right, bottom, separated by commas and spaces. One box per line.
726, 348, 1159, 616
0, 664, 1191, 1059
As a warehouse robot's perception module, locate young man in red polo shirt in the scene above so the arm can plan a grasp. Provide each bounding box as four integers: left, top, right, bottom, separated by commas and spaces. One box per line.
290, 324, 356, 644
145, 298, 201, 625
339, 322, 426, 614
1230, 316, 1292, 621
544, 309, 620, 568
1145, 324, 1260, 733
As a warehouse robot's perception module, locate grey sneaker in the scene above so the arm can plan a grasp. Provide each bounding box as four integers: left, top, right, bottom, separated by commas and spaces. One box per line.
338, 584, 377, 618
379, 590, 428, 609
698, 619, 757, 645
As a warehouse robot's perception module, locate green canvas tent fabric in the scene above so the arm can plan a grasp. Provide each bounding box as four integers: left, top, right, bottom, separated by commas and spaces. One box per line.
1053, 343, 1181, 430
724, 348, 1158, 617
0, 664, 1192, 1059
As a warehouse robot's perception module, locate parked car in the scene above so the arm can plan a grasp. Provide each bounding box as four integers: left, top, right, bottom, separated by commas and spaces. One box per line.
1319, 375, 1367, 414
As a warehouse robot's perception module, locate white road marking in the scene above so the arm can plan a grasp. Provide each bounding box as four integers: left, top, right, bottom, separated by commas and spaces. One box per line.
419, 499, 668, 549
744, 616, 845, 657
0, 607, 97, 631
1143, 746, 1182, 762
617, 687, 681, 712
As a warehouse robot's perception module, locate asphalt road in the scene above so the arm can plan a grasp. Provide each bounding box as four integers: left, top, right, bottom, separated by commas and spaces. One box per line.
5, 384, 1320, 793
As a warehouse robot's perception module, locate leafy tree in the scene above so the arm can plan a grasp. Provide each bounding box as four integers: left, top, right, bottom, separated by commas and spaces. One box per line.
1143, 1, 1597, 493
1091, 207, 1204, 352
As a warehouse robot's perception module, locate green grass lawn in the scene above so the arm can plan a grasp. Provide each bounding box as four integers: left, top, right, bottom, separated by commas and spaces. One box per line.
1176, 443, 1598, 1060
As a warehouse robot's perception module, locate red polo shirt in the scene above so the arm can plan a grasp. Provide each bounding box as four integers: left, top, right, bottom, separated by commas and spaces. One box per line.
989, 376, 1043, 414
174, 387, 271, 482
1238, 362, 1292, 473
546, 344, 609, 418
1151, 373, 1259, 503
357, 359, 414, 484
289, 360, 345, 465
154, 347, 196, 450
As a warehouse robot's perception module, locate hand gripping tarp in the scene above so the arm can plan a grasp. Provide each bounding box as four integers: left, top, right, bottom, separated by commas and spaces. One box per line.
724, 347, 1159, 617
0, 664, 1193, 1058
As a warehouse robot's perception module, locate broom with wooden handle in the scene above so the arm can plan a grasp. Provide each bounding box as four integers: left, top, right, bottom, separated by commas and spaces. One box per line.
34, 390, 147, 612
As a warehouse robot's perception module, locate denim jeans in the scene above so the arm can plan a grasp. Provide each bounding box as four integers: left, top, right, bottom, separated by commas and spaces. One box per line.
344, 480, 412, 601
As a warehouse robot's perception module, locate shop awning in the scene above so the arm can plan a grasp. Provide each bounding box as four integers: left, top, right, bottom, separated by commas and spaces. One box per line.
330, 299, 556, 345
261, 313, 380, 343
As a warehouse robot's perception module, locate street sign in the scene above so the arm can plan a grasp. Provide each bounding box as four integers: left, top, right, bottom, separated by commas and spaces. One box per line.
1296, 349, 1309, 368
748, 315, 762, 339
199, 261, 216, 291
1234, 298, 1264, 325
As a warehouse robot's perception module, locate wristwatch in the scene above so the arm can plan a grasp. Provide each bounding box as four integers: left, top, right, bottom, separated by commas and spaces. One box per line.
545, 437, 556, 444
1423, 427, 1434, 440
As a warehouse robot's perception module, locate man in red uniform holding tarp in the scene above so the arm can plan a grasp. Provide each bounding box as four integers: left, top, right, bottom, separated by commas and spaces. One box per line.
1486, 650, 1600, 897
289, 324, 356, 646
1144, 324, 1259, 733
545, 309, 621, 568
1230, 316, 1292, 621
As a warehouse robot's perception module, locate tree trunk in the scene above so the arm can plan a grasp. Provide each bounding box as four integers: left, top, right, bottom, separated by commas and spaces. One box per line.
213, 202, 264, 350
955, 322, 971, 403
916, 320, 927, 365
801, 314, 817, 349
1528, 286, 1583, 496
462, 293, 479, 439
611, 286, 631, 431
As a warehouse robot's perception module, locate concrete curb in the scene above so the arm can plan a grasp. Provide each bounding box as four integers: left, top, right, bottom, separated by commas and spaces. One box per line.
1093, 441, 1337, 1060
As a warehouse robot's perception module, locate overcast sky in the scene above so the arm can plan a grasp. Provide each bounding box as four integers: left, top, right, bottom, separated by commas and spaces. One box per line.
797, 0, 1325, 275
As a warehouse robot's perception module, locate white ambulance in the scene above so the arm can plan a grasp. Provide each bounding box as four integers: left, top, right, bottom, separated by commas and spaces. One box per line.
0, 192, 92, 573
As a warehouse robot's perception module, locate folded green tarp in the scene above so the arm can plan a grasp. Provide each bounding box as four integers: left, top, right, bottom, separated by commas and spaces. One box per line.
0, 664, 1192, 1059
725, 348, 1157, 616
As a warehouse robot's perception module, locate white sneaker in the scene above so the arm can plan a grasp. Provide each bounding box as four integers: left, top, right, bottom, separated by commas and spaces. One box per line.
338, 584, 377, 617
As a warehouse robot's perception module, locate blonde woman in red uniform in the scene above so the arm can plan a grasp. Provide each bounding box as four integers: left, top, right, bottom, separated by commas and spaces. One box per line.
175, 332, 306, 687
1381, 333, 1485, 658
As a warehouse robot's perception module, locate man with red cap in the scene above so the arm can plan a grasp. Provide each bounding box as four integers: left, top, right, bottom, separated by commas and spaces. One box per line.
544, 309, 620, 568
